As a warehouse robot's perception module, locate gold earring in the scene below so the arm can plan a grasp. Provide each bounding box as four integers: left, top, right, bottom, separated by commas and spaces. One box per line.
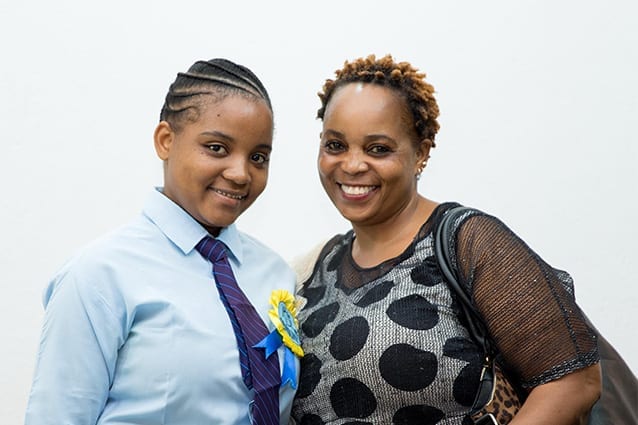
416, 160, 428, 180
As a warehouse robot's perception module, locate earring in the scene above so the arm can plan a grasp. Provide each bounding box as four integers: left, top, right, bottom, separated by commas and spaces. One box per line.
415, 160, 428, 180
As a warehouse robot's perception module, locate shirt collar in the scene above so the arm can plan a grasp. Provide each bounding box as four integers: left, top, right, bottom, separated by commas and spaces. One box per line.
142, 187, 244, 263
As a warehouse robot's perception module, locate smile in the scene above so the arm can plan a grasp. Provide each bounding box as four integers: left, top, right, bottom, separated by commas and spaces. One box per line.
339, 184, 377, 196
212, 188, 247, 200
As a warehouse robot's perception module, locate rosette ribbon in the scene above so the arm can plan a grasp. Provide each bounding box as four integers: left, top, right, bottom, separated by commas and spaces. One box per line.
254, 289, 304, 389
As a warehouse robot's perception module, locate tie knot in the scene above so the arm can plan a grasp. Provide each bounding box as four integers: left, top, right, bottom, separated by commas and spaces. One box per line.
195, 236, 228, 263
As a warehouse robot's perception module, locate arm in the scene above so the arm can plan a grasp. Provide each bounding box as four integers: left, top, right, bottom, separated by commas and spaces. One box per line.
454, 213, 601, 424
511, 363, 601, 425
25, 269, 125, 425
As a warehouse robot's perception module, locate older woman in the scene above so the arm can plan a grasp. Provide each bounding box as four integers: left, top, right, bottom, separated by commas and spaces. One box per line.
291, 54, 600, 425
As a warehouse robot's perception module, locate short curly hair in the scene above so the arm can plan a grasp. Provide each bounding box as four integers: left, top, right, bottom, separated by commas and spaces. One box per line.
317, 54, 440, 147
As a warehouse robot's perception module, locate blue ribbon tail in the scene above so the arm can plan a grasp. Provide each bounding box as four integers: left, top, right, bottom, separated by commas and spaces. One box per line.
281, 348, 297, 389
254, 330, 282, 358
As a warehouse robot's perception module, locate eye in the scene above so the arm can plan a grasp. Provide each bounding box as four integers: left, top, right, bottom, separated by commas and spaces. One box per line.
250, 152, 270, 165
324, 140, 345, 153
206, 144, 228, 155
368, 145, 392, 155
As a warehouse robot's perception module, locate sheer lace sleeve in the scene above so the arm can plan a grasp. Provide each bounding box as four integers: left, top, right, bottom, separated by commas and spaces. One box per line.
452, 212, 599, 388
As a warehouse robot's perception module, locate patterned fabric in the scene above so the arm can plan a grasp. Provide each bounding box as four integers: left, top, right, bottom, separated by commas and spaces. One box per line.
197, 236, 280, 425
291, 203, 598, 425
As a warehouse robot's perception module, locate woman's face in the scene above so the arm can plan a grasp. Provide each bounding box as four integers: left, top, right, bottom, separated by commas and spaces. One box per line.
155, 95, 273, 236
318, 83, 428, 227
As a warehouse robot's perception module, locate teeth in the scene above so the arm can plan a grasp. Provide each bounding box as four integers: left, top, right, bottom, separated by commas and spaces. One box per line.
341, 184, 375, 195
214, 189, 245, 200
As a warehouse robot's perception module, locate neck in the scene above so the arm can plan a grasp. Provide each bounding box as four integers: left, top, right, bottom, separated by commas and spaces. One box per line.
351, 195, 438, 268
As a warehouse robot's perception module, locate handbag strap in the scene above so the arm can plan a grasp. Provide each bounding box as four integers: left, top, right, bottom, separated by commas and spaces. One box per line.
434, 205, 495, 358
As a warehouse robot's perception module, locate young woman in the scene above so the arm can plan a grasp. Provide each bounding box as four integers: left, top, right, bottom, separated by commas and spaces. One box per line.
25, 58, 299, 425
291, 54, 601, 425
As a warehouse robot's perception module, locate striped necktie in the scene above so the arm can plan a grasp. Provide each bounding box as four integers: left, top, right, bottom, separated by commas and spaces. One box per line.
196, 236, 280, 425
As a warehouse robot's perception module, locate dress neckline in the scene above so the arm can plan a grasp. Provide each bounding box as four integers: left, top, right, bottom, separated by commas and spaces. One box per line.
339, 202, 458, 289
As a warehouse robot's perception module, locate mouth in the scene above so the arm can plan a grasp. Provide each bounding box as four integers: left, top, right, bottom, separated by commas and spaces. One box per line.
211, 188, 248, 200
338, 183, 378, 196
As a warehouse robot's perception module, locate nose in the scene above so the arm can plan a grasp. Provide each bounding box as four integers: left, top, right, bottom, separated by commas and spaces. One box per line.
222, 157, 250, 185
341, 150, 369, 175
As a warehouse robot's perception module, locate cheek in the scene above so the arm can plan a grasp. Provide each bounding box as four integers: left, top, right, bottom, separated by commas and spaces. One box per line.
317, 153, 334, 177
251, 169, 269, 196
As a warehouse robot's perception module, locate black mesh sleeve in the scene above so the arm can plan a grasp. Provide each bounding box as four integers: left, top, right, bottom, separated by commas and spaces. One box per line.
452, 213, 599, 388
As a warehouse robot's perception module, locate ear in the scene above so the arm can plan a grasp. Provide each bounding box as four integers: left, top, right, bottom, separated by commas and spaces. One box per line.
414, 138, 433, 168
154, 121, 175, 161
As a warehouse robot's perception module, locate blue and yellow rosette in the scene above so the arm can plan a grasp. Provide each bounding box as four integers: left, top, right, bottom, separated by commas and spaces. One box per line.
254, 289, 304, 388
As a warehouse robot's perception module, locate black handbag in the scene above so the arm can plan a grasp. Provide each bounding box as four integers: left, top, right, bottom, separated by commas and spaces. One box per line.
435, 205, 638, 425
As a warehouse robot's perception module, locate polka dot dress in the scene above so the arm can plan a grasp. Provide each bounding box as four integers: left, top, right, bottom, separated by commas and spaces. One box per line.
292, 208, 484, 425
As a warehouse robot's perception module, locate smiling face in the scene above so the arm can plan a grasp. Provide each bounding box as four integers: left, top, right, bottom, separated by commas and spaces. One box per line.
154, 94, 273, 236
318, 83, 430, 228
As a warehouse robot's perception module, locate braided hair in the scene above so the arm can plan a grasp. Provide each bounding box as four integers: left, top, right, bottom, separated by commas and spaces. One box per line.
160, 58, 272, 133
317, 54, 440, 147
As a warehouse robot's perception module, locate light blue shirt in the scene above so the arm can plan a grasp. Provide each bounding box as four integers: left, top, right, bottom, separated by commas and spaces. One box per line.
25, 188, 299, 425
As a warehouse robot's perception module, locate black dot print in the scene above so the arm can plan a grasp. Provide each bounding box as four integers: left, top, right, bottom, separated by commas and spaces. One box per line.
330, 377, 377, 419
443, 336, 478, 363
327, 244, 348, 272
392, 404, 445, 425
379, 344, 437, 391
299, 414, 324, 425
296, 353, 323, 398
329, 316, 370, 360
386, 294, 439, 330
444, 337, 482, 406
354, 280, 394, 308
452, 361, 482, 407
302, 285, 327, 310
301, 302, 340, 338
410, 257, 440, 286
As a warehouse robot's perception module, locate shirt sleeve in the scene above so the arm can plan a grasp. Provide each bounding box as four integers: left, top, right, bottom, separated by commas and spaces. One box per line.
25, 266, 126, 424
452, 213, 599, 388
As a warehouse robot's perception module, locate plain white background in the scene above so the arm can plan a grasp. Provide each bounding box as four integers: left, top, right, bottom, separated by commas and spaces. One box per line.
1, 0, 636, 421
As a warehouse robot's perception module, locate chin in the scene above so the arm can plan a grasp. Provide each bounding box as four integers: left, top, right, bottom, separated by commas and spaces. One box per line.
199, 215, 237, 233
338, 209, 373, 225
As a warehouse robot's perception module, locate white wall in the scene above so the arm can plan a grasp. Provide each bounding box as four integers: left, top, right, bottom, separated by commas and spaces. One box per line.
2, 0, 636, 421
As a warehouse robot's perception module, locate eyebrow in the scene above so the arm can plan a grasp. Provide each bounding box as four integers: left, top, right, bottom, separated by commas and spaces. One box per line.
200, 130, 233, 141
199, 131, 272, 151
322, 129, 396, 144
322, 129, 345, 139
364, 134, 396, 143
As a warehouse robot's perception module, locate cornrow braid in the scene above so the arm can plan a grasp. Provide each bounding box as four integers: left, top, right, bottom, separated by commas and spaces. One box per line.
160, 58, 272, 132
317, 54, 440, 147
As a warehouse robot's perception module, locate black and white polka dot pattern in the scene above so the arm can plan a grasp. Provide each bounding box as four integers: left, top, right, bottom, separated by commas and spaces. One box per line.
292, 229, 483, 425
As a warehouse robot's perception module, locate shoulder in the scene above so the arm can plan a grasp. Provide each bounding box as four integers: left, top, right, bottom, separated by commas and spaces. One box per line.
435, 202, 512, 237
61, 216, 159, 271
288, 237, 335, 287
44, 217, 157, 306
289, 232, 350, 289
434, 203, 528, 266
452, 207, 518, 241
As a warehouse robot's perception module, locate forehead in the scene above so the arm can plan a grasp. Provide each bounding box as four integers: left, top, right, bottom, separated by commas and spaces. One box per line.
196, 89, 268, 111
186, 95, 274, 142
326, 83, 406, 116
323, 83, 410, 129
198, 92, 271, 118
